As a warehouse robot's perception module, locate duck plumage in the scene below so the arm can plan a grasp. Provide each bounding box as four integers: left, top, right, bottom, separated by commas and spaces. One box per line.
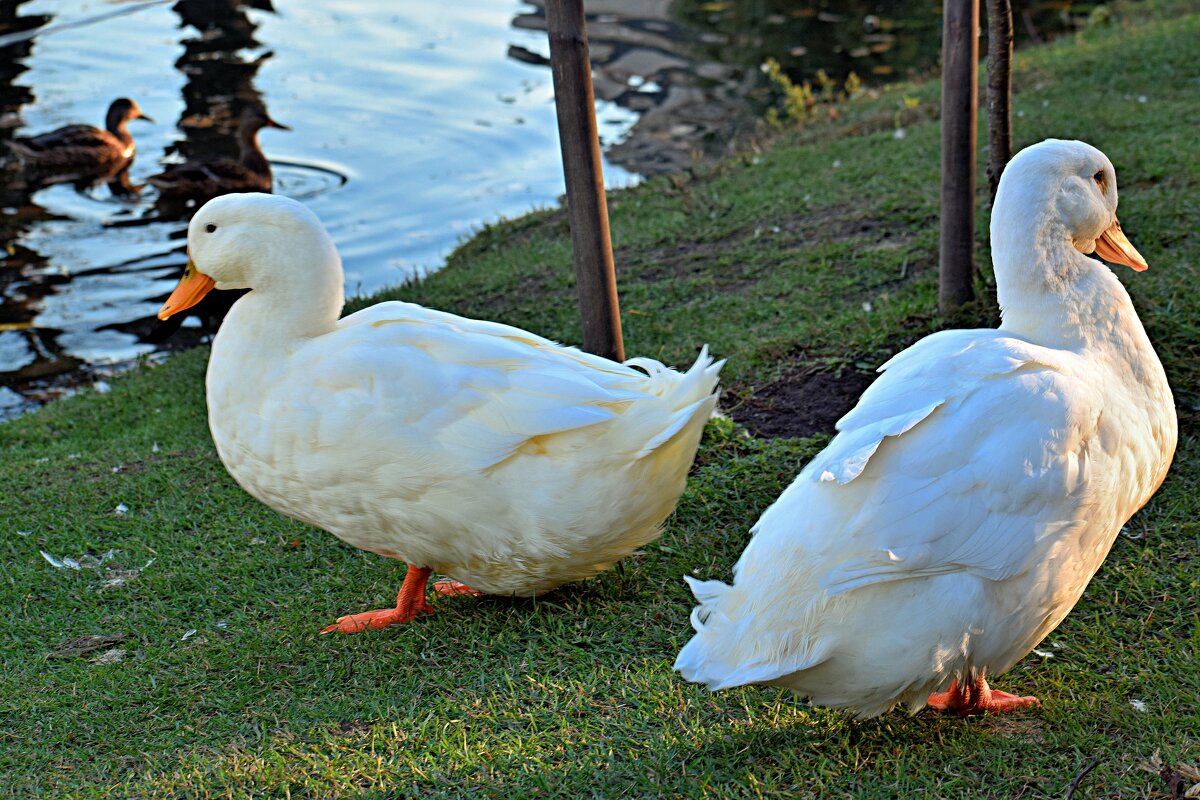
149, 105, 288, 203
675, 139, 1176, 717
7, 97, 151, 177
158, 193, 722, 629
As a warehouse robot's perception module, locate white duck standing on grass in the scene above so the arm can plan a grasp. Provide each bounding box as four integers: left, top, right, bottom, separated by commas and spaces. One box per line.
158, 193, 722, 634
674, 139, 1176, 717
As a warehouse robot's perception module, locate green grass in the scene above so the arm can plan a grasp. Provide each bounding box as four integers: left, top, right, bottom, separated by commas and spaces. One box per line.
3, 4, 1200, 797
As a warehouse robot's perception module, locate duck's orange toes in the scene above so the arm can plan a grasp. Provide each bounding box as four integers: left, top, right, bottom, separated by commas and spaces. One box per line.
319, 603, 432, 634
432, 579, 483, 597
320, 564, 435, 634
927, 676, 1040, 716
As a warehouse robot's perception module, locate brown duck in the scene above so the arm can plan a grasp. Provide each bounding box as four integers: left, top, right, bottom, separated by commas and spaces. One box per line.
148, 106, 289, 203
7, 97, 153, 178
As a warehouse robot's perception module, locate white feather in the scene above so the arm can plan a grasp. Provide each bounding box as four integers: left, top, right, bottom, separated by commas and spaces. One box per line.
180, 193, 723, 597
675, 139, 1177, 716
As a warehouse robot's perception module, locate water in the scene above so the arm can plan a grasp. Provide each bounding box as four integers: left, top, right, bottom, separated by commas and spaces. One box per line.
0, 0, 1088, 416
0, 0, 644, 410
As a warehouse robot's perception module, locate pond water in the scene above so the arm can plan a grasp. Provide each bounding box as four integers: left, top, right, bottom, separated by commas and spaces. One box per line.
0, 0, 1087, 418
0, 0, 649, 417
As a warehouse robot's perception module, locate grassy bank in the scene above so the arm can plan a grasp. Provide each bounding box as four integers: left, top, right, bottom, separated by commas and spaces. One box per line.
3, 5, 1199, 797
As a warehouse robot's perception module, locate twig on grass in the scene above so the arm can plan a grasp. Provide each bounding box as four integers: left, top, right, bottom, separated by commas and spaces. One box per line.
1064, 755, 1102, 800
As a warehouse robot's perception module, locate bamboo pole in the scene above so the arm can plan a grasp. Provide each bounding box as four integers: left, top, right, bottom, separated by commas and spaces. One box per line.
985, 0, 1014, 206
939, 0, 980, 312
545, 0, 624, 362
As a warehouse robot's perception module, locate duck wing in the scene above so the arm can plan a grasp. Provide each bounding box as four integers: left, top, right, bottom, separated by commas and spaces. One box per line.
148, 157, 260, 192
679, 329, 1104, 691
10, 124, 109, 154
270, 300, 711, 476
784, 328, 1103, 594
197, 159, 259, 183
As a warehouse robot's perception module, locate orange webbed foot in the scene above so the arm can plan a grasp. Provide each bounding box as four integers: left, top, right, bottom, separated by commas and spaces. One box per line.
319, 601, 433, 634
927, 676, 1040, 716
432, 579, 483, 597
320, 564, 434, 634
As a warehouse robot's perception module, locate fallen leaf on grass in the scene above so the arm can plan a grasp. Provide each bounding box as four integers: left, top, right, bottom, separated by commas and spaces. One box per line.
47, 633, 128, 659
40, 550, 81, 570
89, 648, 126, 665
39, 548, 152, 589
102, 566, 143, 589
40, 549, 118, 571
1138, 750, 1200, 798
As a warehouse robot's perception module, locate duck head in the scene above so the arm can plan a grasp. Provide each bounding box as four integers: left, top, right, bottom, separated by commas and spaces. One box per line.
990, 139, 1151, 344
993, 138, 1146, 276
240, 104, 290, 135
107, 97, 153, 128
158, 192, 342, 321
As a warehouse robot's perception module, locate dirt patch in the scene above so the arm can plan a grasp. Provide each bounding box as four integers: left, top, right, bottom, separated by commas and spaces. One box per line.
620, 204, 916, 298
626, 231, 743, 284
732, 367, 876, 439
788, 204, 884, 243
335, 720, 372, 736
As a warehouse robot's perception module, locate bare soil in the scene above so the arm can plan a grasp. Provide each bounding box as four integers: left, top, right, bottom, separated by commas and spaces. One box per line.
731, 366, 877, 439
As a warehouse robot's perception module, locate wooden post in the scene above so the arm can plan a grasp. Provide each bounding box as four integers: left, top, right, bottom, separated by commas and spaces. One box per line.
545, 0, 625, 362
939, 0, 979, 313
985, 0, 1013, 206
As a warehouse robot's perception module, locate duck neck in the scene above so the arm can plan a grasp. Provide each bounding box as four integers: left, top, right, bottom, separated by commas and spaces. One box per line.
106, 108, 134, 148
238, 126, 271, 178
993, 200, 1140, 352
215, 248, 345, 365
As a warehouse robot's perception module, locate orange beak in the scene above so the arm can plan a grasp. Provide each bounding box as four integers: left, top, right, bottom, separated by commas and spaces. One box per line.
158, 257, 216, 319
1092, 217, 1148, 272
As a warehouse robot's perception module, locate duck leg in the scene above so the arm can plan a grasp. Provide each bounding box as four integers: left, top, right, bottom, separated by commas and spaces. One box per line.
320, 564, 434, 634
926, 674, 1040, 716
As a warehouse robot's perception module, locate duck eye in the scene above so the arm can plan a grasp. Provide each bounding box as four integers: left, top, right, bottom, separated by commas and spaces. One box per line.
1093, 170, 1107, 189
205, 223, 217, 233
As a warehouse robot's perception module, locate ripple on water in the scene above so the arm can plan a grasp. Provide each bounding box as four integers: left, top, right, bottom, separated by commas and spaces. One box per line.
272, 160, 351, 202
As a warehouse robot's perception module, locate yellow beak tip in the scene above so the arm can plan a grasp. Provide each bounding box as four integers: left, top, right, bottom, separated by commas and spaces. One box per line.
158, 266, 216, 321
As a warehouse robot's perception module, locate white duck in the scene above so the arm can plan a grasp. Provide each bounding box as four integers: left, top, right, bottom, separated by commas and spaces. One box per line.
674, 139, 1176, 717
157, 193, 723, 634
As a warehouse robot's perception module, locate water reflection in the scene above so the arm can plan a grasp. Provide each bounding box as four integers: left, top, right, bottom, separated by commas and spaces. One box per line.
673, 0, 943, 87
511, 0, 1092, 175
0, 1, 45, 139
0, 0, 290, 413
675, 0, 1090, 81
0, 1, 640, 417
512, 0, 754, 175
0, 0, 58, 416
168, 0, 275, 162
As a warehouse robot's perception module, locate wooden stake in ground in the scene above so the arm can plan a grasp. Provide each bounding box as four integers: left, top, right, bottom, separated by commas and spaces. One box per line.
939, 0, 980, 312
986, 0, 1014, 205
545, 0, 625, 362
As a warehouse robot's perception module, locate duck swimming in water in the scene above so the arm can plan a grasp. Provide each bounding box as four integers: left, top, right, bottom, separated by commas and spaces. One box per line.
148, 105, 289, 205
7, 97, 152, 180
